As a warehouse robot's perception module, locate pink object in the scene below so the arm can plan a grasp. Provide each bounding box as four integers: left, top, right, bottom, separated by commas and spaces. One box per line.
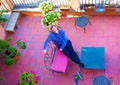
35, 76, 40, 80
2, 16, 120, 85
31, 71, 36, 75
35, 76, 40, 83
51, 49, 68, 72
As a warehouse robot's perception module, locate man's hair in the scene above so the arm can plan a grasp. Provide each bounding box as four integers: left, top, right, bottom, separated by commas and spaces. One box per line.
49, 25, 56, 30
49, 25, 61, 30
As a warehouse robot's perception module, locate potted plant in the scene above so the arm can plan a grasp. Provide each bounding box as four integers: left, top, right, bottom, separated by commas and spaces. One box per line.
0, 10, 7, 25
0, 37, 26, 65
0, 76, 5, 82
0, 10, 8, 40
19, 71, 40, 85
39, 1, 53, 15
41, 11, 61, 28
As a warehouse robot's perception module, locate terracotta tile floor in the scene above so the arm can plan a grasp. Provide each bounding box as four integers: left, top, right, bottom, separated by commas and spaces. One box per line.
0, 15, 120, 85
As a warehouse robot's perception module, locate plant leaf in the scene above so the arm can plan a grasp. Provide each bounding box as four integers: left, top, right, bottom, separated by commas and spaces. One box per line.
16, 52, 21, 56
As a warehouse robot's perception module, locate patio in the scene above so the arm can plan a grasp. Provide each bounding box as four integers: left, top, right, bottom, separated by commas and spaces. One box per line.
0, 15, 120, 85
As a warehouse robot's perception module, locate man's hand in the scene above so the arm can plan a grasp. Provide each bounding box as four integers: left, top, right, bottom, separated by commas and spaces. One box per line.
44, 50, 47, 54
59, 48, 63, 51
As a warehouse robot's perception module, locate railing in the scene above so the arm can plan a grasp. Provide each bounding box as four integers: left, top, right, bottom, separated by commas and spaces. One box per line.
0, 4, 4, 10
51, 0, 118, 7
50, 0, 69, 7
13, 0, 42, 8
80, 0, 116, 4
0, 0, 120, 11
0, 0, 45, 11
80, 0, 117, 7
50, 0, 120, 12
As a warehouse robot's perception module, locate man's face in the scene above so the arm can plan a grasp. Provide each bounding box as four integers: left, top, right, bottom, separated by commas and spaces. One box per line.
51, 26, 58, 34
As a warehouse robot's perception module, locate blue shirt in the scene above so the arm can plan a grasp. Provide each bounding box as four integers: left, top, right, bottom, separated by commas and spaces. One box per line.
44, 29, 67, 50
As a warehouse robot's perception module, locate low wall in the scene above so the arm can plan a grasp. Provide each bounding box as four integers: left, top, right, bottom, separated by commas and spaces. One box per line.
0, 25, 7, 40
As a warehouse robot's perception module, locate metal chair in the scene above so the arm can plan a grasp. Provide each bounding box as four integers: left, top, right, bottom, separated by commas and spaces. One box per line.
95, 1, 105, 12
44, 42, 56, 70
44, 42, 68, 74
116, 0, 120, 12
93, 76, 111, 85
75, 16, 90, 32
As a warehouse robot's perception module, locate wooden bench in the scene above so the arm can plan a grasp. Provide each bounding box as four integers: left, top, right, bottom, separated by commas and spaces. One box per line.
5, 12, 21, 33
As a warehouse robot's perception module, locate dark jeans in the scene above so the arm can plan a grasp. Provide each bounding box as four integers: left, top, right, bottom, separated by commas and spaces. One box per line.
58, 40, 83, 65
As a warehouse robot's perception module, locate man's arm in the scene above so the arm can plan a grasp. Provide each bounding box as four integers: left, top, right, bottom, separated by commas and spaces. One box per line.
59, 30, 67, 51
43, 33, 52, 53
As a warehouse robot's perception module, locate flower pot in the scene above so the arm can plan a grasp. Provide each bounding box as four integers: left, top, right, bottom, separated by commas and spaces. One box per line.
4, 50, 20, 64
0, 21, 2, 25
11, 51, 20, 62
18, 81, 37, 85
18, 72, 40, 85
0, 54, 4, 58
13, 55, 19, 62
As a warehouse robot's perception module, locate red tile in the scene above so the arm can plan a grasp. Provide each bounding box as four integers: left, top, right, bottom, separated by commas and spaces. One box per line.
4, 72, 19, 82
29, 57, 38, 66
19, 57, 30, 65
29, 66, 40, 75
1, 15, 120, 85
25, 49, 35, 57
21, 65, 30, 72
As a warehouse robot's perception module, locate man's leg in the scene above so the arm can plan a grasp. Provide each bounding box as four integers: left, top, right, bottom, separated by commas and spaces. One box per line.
64, 40, 84, 66
65, 40, 81, 59
62, 40, 84, 67
62, 47, 80, 64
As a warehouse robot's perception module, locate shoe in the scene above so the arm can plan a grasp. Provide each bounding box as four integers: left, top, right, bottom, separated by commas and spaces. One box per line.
76, 72, 84, 80
79, 63, 84, 68
74, 75, 79, 85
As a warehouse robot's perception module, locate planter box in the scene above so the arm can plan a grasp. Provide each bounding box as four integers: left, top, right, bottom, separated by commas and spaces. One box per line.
105, 8, 116, 12
60, 4, 70, 11
84, 7, 94, 12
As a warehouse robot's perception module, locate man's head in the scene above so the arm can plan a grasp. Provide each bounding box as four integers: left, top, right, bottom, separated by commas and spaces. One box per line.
49, 25, 59, 34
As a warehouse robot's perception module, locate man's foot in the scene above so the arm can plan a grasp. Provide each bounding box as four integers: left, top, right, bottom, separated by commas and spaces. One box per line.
79, 63, 84, 68
76, 72, 84, 80
74, 75, 79, 85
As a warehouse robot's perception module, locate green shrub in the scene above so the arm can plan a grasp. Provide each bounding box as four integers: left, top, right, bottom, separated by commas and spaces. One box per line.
39, 1, 53, 15
19, 72, 40, 85
0, 10, 7, 22
4, 55, 14, 65
41, 11, 60, 28
0, 37, 27, 65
